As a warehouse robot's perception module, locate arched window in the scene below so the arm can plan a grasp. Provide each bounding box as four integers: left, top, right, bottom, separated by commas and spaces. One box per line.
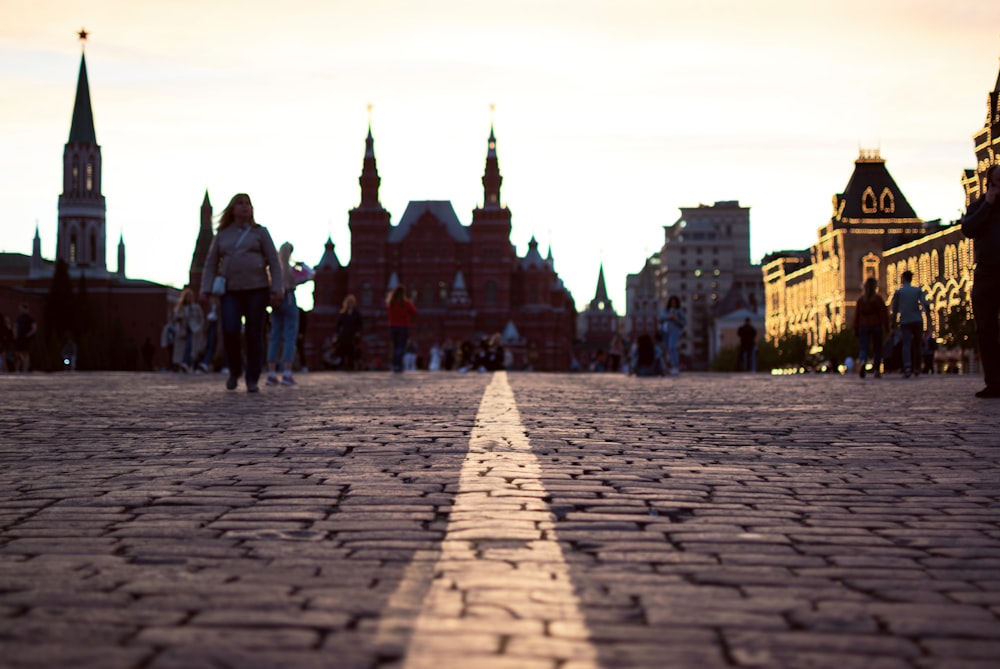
879, 188, 895, 213
944, 245, 957, 279
861, 187, 877, 214
86, 162, 94, 192
485, 280, 498, 306
69, 235, 77, 264
361, 281, 373, 307
90, 231, 97, 263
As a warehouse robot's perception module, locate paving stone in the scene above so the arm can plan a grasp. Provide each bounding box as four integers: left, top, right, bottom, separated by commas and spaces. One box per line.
1, 371, 998, 668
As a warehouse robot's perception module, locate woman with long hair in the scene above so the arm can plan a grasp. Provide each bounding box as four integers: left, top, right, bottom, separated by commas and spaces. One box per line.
386, 285, 417, 373
265, 242, 299, 386
853, 276, 889, 378
172, 288, 205, 373
200, 193, 282, 392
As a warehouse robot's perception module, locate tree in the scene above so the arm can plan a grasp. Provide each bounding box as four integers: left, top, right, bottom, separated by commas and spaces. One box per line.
820, 327, 858, 369
44, 259, 75, 340
939, 298, 977, 361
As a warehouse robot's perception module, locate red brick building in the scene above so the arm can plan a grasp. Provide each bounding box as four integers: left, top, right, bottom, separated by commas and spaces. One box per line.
1, 49, 177, 370
304, 126, 577, 371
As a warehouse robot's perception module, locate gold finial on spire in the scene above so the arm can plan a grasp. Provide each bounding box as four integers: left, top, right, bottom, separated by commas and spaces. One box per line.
490, 103, 495, 127
367, 103, 373, 125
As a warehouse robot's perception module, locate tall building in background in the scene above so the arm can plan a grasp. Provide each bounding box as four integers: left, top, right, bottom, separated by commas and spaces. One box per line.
303, 125, 577, 371
577, 264, 619, 363
56, 49, 107, 278
1, 41, 178, 370
763, 151, 930, 347
961, 61, 1000, 205
649, 201, 763, 369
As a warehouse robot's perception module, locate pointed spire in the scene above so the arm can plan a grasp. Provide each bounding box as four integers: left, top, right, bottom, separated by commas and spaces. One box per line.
521, 236, 545, 270
359, 121, 382, 209
68, 52, 97, 145
482, 120, 502, 209
117, 232, 126, 276
317, 236, 341, 269
594, 264, 609, 302
31, 223, 42, 273
190, 190, 215, 275
589, 264, 612, 311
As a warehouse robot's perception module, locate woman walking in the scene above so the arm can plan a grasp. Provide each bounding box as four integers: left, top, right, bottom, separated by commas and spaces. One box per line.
386, 285, 417, 374
265, 242, 300, 386
200, 193, 282, 392
171, 288, 205, 373
854, 277, 889, 378
658, 295, 686, 375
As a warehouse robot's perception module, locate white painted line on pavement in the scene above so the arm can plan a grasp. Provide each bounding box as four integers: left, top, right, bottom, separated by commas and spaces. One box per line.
376, 371, 600, 668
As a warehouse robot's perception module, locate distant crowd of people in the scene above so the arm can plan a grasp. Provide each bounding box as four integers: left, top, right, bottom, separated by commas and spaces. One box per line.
8, 172, 999, 401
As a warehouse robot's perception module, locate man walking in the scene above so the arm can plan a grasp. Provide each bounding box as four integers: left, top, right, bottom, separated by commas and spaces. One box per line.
737, 317, 757, 372
961, 164, 1000, 398
889, 271, 930, 378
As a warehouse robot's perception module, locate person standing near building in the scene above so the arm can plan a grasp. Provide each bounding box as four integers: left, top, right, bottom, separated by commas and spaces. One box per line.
961, 163, 1000, 398
13, 304, 37, 372
200, 193, 282, 393
737, 317, 757, 372
386, 285, 417, 374
853, 277, 889, 378
265, 242, 300, 387
658, 295, 685, 376
889, 270, 930, 378
335, 294, 363, 371
171, 288, 205, 373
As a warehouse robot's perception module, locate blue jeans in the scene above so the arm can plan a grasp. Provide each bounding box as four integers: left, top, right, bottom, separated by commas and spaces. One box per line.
857, 325, 883, 370
899, 323, 922, 374
221, 288, 269, 384
267, 291, 299, 370
182, 326, 193, 367
664, 329, 681, 369
740, 346, 756, 372
201, 319, 218, 369
390, 326, 409, 372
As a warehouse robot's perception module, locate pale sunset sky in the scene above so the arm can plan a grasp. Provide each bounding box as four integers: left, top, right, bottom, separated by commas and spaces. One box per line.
2, 0, 999, 312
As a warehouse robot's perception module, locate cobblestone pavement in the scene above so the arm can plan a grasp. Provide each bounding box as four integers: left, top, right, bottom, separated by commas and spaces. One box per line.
1, 370, 999, 669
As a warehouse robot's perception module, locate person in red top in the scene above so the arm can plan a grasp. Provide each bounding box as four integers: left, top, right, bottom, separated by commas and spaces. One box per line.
386, 285, 418, 373
854, 277, 890, 378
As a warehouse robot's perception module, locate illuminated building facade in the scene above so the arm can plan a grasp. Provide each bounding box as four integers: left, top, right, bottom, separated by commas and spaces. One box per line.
763, 56, 1000, 357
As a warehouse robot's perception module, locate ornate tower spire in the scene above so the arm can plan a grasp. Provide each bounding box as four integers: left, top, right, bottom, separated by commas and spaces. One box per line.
69, 32, 96, 145
590, 264, 611, 310
57, 30, 107, 276
189, 190, 214, 287
482, 119, 502, 209
117, 232, 126, 276
359, 107, 382, 210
